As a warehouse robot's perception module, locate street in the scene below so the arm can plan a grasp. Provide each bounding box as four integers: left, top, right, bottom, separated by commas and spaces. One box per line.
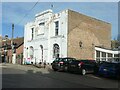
1, 64, 120, 89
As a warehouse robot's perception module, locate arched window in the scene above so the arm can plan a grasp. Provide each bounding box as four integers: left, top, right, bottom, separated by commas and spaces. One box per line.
53, 44, 60, 58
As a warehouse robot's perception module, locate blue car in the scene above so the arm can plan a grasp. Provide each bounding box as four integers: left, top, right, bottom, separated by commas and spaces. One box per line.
98, 61, 120, 79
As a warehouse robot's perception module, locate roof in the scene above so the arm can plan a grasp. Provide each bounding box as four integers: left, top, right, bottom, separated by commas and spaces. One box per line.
2, 37, 24, 49
95, 46, 119, 51
67, 9, 111, 25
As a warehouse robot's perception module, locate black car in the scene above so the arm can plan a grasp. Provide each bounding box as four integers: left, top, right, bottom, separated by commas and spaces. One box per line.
67, 60, 96, 75
98, 61, 120, 79
52, 57, 76, 71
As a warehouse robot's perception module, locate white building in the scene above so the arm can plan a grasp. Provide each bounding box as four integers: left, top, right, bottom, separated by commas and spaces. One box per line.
95, 46, 120, 62
23, 9, 68, 64
23, 9, 120, 65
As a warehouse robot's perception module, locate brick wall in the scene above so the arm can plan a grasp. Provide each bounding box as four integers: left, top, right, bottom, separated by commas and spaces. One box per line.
7, 49, 12, 63
67, 10, 111, 59
16, 44, 24, 64
16, 44, 23, 55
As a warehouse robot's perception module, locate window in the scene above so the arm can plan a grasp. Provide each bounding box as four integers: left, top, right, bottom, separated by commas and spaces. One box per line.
53, 44, 59, 58
55, 21, 59, 36
79, 41, 83, 48
39, 22, 45, 26
31, 28, 34, 40
108, 53, 112, 57
96, 51, 100, 57
102, 52, 106, 57
38, 22, 45, 34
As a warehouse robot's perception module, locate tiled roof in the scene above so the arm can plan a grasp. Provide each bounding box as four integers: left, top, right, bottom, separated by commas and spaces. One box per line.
2, 37, 24, 49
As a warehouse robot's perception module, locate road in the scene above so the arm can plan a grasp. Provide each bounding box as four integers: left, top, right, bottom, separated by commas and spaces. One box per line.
1, 63, 120, 89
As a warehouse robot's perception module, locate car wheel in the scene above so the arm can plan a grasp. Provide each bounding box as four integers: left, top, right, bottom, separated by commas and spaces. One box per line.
52, 68, 58, 71
81, 69, 86, 75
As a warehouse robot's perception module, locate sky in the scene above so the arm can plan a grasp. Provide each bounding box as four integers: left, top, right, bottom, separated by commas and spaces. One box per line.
1, 2, 118, 40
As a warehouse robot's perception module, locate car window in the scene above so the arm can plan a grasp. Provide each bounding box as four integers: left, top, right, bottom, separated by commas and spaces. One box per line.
54, 58, 61, 62
62, 58, 67, 62
62, 58, 75, 62
54, 58, 58, 61
59, 58, 64, 61
68, 58, 74, 61
80, 60, 89, 64
71, 60, 80, 64
89, 60, 96, 64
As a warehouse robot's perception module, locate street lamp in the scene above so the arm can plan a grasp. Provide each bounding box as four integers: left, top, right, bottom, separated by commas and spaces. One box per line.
4, 35, 8, 64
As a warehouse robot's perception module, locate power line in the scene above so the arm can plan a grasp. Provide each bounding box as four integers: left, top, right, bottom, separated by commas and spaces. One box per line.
17, 0, 39, 25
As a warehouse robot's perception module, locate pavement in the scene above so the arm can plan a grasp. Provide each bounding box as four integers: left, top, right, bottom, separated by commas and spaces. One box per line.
0, 63, 52, 74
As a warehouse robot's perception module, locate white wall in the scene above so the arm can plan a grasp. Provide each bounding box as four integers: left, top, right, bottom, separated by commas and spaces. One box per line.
48, 10, 68, 63
23, 9, 68, 64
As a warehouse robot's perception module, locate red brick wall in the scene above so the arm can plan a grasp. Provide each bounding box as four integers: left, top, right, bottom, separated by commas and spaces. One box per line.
6, 44, 24, 63
16, 44, 24, 55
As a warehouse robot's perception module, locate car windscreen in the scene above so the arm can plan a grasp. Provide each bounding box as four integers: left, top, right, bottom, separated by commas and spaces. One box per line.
54, 58, 62, 62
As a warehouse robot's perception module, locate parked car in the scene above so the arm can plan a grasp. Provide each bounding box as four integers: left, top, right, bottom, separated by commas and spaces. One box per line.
67, 60, 96, 75
94, 61, 106, 74
52, 57, 76, 71
98, 61, 120, 79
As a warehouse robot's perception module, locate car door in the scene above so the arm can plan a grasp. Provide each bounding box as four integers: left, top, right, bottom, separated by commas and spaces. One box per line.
67, 60, 74, 71
68, 60, 80, 72
81, 60, 94, 72
88, 61, 96, 72
81, 60, 90, 71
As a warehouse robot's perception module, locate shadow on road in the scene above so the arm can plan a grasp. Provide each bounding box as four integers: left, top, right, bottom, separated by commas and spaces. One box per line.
2, 65, 120, 89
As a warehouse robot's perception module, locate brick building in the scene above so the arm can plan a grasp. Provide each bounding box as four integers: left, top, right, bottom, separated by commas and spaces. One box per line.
1, 37, 24, 64
67, 10, 111, 59
24, 9, 112, 64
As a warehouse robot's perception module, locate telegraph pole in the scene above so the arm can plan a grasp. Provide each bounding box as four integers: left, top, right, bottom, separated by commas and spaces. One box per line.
11, 23, 16, 64
12, 24, 14, 41
4, 35, 8, 64
11, 24, 14, 53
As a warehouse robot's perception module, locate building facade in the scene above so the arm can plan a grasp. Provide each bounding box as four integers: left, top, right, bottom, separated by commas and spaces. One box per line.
1, 37, 24, 64
23, 9, 111, 64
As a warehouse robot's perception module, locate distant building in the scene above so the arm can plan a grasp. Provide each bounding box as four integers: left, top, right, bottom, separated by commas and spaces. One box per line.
24, 9, 113, 64
1, 37, 24, 64
111, 40, 120, 49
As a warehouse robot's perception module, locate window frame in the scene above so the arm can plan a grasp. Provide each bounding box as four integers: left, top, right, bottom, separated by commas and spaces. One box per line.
55, 21, 59, 36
